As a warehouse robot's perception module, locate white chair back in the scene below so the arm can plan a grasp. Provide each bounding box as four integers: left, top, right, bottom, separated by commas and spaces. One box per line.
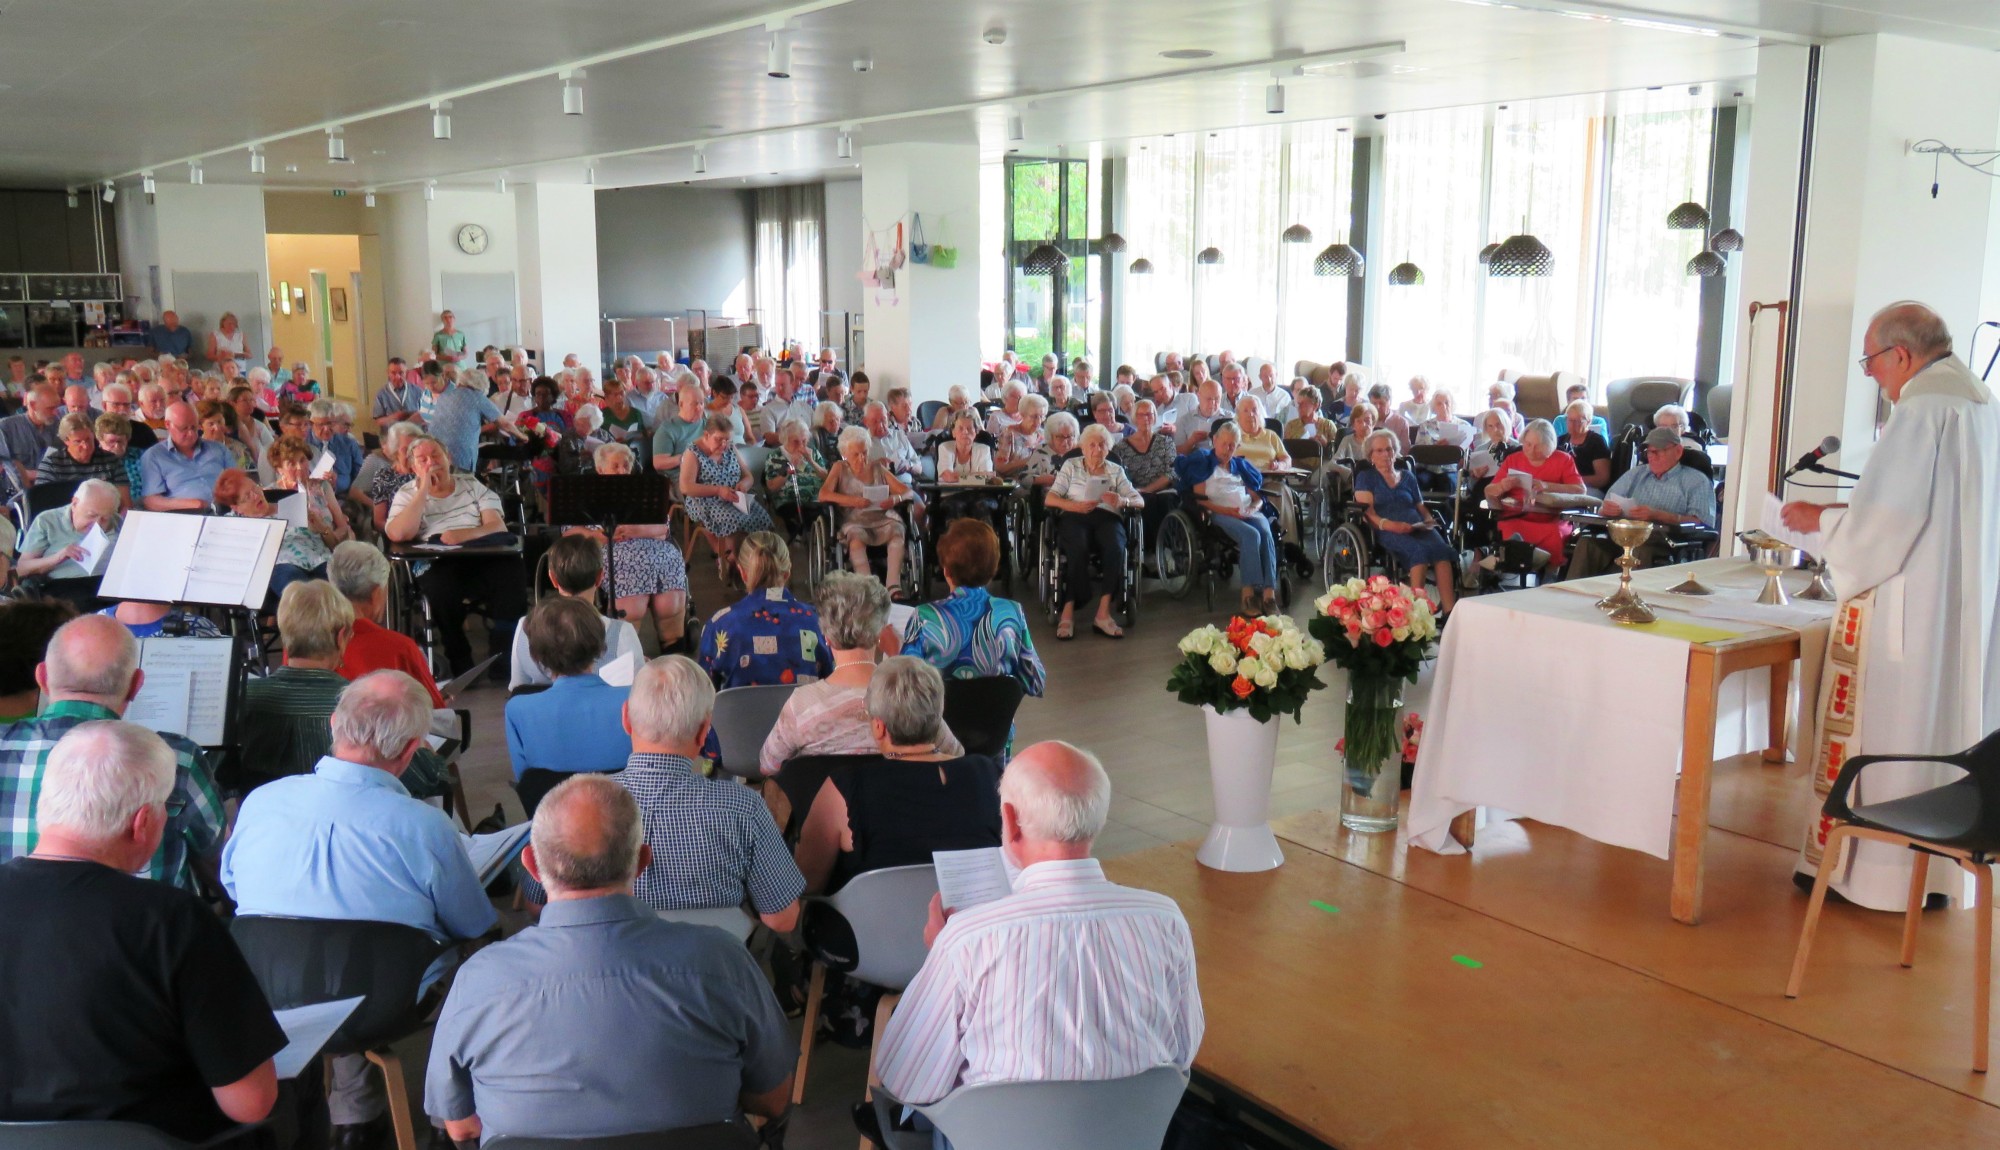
918, 1066, 1190, 1150
656, 905, 757, 943
710, 683, 797, 780
824, 863, 938, 990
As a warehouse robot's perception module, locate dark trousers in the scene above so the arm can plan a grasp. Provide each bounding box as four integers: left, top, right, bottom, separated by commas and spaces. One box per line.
1564, 534, 1669, 581
1057, 509, 1128, 608
416, 554, 527, 675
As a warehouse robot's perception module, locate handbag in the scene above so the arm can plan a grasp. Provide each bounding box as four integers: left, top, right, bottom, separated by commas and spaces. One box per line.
908, 213, 930, 264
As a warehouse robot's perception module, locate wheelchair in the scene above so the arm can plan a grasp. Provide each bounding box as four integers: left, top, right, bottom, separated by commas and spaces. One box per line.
1320, 451, 1470, 593
1034, 504, 1143, 628
799, 497, 926, 602
1155, 493, 1297, 612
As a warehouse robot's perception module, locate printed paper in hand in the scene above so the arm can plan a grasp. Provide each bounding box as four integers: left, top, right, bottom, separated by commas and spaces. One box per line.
598, 650, 640, 688
270, 491, 308, 529
1760, 492, 1825, 554
1083, 476, 1113, 505
861, 484, 892, 508
886, 602, 917, 636
272, 997, 365, 1080
933, 847, 1014, 911
73, 522, 113, 576
310, 450, 336, 480
460, 824, 533, 886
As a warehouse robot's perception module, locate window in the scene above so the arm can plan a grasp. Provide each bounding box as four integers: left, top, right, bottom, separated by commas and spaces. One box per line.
1123, 134, 1196, 367
1278, 121, 1354, 373
753, 184, 824, 353
1004, 157, 1093, 366
1376, 104, 1487, 408
1596, 92, 1712, 386
1195, 125, 1282, 359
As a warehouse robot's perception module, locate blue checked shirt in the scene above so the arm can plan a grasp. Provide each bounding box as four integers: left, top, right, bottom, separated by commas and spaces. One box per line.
1604, 461, 1717, 528
426, 386, 501, 472
616, 753, 804, 916
0, 700, 225, 890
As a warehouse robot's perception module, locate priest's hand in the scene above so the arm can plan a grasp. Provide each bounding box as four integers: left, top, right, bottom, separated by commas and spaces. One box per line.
1780, 501, 1826, 533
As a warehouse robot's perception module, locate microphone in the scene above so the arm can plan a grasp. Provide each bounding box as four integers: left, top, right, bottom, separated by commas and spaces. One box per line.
1783, 436, 1841, 478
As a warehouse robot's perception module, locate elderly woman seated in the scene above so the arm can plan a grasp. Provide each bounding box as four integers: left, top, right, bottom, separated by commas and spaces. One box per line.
897, 518, 1045, 698
810, 400, 844, 465
268, 434, 353, 549
1175, 421, 1280, 616
212, 467, 333, 598
1561, 400, 1613, 493
820, 425, 914, 595
1047, 423, 1143, 640
328, 540, 445, 705
306, 398, 365, 496
571, 441, 689, 651
996, 393, 1049, 478
986, 379, 1029, 441
1486, 418, 1587, 574
1465, 408, 1520, 482
504, 597, 635, 814
932, 382, 977, 434
555, 402, 607, 475
1355, 429, 1458, 617
385, 434, 527, 679
358, 420, 421, 533
240, 579, 448, 796
1112, 397, 1180, 548
761, 571, 963, 777
793, 656, 1003, 894
680, 413, 774, 581
36, 412, 129, 501
698, 530, 832, 689
763, 416, 827, 536
17, 478, 121, 606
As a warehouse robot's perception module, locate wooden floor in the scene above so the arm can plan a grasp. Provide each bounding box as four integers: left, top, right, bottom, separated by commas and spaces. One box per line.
436, 560, 2000, 1149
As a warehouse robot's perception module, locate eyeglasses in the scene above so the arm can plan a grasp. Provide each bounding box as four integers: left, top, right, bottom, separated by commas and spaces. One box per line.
1857, 347, 1897, 370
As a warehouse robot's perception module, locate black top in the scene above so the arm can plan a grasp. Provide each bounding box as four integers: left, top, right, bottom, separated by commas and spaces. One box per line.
828, 754, 1003, 891
1560, 429, 1612, 484
0, 858, 286, 1141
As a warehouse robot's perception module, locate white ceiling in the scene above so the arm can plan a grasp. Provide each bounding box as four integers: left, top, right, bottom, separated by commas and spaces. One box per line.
0, 0, 1993, 194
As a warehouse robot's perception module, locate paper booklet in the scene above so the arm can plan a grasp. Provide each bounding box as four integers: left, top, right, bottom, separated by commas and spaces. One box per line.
272, 997, 365, 1080
267, 491, 308, 529
437, 654, 501, 701
597, 650, 641, 688
98, 510, 284, 611
122, 637, 234, 746
310, 450, 336, 480
861, 484, 892, 507
461, 824, 533, 886
933, 847, 1017, 911
73, 522, 113, 576
1759, 492, 1825, 554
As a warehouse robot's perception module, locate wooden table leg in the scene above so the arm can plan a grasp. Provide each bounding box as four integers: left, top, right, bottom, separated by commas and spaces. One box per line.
1449, 810, 1477, 849
1764, 658, 1793, 763
1673, 648, 1719, 925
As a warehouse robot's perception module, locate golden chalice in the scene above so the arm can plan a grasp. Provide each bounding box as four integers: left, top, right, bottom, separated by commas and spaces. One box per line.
1596, 518, 1657, 624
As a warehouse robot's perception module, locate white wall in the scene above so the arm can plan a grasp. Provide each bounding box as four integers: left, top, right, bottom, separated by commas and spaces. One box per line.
860, 143, 983, 400
375, 189, 521, 362
110, 184, 271, 354
594, 186, 753, 317
516, 184, 601, 367
824, 178, 864, 321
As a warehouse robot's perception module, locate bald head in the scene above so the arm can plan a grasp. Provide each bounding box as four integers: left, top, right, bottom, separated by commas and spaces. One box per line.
41, 615, 140, 706
529, 774, 646, 896
1863, 301, 1953, 400
1000, 740, 1112, 850
329, 670, 431, 767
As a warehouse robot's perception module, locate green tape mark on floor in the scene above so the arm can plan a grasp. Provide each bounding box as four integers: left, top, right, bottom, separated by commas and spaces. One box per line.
1310, 900, 1340, 915
1450, 954, 1483, 969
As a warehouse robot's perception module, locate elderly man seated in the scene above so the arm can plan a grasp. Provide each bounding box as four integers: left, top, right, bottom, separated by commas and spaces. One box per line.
0, 721, 282, 1141
1564, 427, 1718, 580
425, 773, 794, 1146
866, 741, 1203, 1143
224, 670, 495, 1148
15, 477, 120, 607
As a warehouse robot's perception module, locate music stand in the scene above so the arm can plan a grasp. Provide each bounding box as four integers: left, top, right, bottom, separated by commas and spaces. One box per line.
546, 474, 671, 618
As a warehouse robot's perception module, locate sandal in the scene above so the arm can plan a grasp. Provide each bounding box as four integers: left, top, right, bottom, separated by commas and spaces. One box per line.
1056, 617, 1076, 640
1239, 589, 1258, 617
1092, 618, 1124, 639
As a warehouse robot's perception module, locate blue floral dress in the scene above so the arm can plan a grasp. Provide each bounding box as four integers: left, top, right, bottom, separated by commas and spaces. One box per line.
685, 444, 774, 536
697, 586, 834, 689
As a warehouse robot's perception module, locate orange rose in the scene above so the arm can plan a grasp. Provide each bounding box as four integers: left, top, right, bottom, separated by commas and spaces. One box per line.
1231, 675, 1255, 698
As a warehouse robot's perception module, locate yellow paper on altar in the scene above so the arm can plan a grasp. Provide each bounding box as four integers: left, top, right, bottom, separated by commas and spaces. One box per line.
1614, 618, 1751, 645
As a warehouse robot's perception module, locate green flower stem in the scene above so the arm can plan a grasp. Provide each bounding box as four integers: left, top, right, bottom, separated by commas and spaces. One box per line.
1344, 675, 1402, 784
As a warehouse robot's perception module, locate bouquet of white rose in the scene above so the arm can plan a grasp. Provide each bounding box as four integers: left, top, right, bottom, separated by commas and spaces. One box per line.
1166, 614, 1327, 723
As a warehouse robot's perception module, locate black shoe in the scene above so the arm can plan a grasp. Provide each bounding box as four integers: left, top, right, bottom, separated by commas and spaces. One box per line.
332, 1115, 391, 1150
851, 1102, 886, 1145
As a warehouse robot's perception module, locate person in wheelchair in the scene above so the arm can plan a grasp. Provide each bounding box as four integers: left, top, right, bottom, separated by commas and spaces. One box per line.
1353, 430, 1459, 617
763, 416, 827, 537
1484, 419, 1587, 578
1176, 421, 1281, 616
1566, 427, 1717, 579
995, 393, 1049, 478
1046, 423, 1143, 640
1412, 390, 1473, 495
1560, 399, 1613, 493
1113, 398, 1180, 549
1466, 407, 1519, 483
821, 425, 916, 597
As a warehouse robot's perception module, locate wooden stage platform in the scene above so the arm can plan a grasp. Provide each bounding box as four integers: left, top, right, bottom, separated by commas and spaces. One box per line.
1102, 754, 2000, 1149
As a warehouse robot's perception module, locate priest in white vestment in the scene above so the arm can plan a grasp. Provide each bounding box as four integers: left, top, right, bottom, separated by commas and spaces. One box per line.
1782, 301, 2000, 911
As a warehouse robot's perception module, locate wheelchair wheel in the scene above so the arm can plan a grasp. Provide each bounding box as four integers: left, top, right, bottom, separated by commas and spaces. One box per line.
1323, 521, 1369, 591
1154, 509, 1201, 601
802, 514, 833, 599
1037, 518, 1062, 623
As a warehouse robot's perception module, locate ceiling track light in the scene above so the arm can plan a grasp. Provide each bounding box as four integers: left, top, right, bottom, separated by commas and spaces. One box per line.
142, 171, 157, 203
1266, 81, 1286, 115
101, 182, 116, 204
188, 160, 203, 185
693, 149, 708, 175
836, 129, 853, 159
364, 189, 377, 208
1007, 114, 1025, 143
433, 101, 453, 141
65, 188, 77, 209
327, 126, 348, 163
496, 176, 508, 194
249, 145, 266, 175
424, 180, 437, 202
766, 29, 792, 78
585, 164, 597, 186
562, 70, 586, 116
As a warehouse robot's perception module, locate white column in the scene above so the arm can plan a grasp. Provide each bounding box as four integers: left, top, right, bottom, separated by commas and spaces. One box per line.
517, 184, 602, 369
860, 143, 983, 402
117, 183, 272, 355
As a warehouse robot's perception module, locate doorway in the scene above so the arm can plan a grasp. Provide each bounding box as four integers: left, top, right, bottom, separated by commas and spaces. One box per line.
265, 234, 363, 403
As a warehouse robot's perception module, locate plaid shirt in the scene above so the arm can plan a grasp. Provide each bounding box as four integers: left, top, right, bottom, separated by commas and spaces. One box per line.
0, 699, 225, 890
617, 753, 803, 916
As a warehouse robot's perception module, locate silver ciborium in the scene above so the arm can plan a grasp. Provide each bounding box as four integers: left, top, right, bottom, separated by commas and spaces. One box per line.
1797, 555, 1835, 601
1752, 540, 1801, 605
1596, 518, 1658, 624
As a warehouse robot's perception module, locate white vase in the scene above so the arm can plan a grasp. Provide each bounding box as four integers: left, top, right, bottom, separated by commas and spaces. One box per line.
1195, 704, 1285, 872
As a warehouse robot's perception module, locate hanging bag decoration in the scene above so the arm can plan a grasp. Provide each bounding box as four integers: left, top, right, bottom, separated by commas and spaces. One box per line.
928, 213, 958, 268
908, 213, 931, 265
887, 221, 906, 270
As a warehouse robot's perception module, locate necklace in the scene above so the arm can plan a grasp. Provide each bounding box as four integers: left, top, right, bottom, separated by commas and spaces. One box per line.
882, 744, 939, 759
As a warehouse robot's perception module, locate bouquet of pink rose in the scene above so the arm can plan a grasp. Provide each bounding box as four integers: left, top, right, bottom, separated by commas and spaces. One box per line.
1309, 577, 1442, 792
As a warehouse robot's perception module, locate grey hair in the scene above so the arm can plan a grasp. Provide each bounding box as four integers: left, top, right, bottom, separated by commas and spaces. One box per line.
1078, 422, 1117, 451
1045, 411, 1079, 441
1871, 301, 1953, 359
73, 478, 120, 511
1211, 420, 1240, 445
329, 670, 432, 760
329, 540, 392, 600
334, 401, 355, 422
37, 721, 174, 842
778, 416, 811, 446
277, 579, 354, 660
1002, 380, 1028, 402
627, 654, 715, 745
1564, 399, 1594, 420
531, 773, 645, 892
1132, 397, 1157, 417
947, 383, 969, 406
999, 741, 1111, 844
1521, 418, 1559, 449
382, 420, 421, 453
1020, 394, 1049, 419
1112, 383, 1135, 406
863, 400, 887, 419
573, 403, 603, 433
1362, 429, 1400, 457
1367, 383, 1392, 402
1235, 393, 1266, 422
866, 656, 946, 746
815, 400, 842, 429
45, 615, 139, 700
592, 441, 633, 471
308, 398, 339, 419
247, 367, 271, 387
1653, 403, 1688, 430
837, 424, 870, 455
816, 570, 890, 650
102, 383, 133, 403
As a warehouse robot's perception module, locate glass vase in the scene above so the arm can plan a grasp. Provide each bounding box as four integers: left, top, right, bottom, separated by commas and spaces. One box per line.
1341, 676, 1404, 834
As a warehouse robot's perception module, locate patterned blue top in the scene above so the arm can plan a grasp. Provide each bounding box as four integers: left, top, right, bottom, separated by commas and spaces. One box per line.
697, 587, 834, 690
900, 586, 1046, 697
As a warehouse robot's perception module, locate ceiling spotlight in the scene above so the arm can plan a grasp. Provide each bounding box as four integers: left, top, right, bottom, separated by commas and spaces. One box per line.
852, 56, 873, 72
562, 70, 585, 116
496, 176, 507, 194
142, 171, 156, 203
424, 180, 436, 201
327, 126, 348, 163
101, 182, 116, 204
767, 29, 792, 78
585, 164, 597, 186
693, 149, 708, 175
65, 188, 77, 209
1007, 115, 1024, 143
249, 145, 266, 175
364, 189, 377, 208
1266, 82, 1285, 115
188, 160, 203, 185
432, 101, 453, 140
836, 130, 853, 160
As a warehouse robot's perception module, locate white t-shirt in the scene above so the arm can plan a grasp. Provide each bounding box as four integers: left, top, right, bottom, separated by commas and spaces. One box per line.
509, 610, 643, 690
387, 474, 502, 537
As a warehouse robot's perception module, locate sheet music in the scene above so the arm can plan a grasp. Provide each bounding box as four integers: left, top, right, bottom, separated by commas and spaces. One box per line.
123, 670, 192, 740
137, 638, 235, 746
270, 491, 308, 529
184, 517, 278, 607
598, 650, 640, 688
98, 511, 205, 602
310, 450, 336, 480
460, 824, 532, 886
861, 484, 891, 507
933, 847, 1014, 911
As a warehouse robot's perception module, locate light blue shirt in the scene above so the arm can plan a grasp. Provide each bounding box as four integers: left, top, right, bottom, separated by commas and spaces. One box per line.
504, 674, 633, 780
427, 386, 501, 472
628, 387, 666, 426
139, 438, 231, 501
220, 756, 495, 943
1606, 460, 1717, 528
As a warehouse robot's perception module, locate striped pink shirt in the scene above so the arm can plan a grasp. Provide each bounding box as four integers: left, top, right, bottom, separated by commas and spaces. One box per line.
874, 857, 1204, 1105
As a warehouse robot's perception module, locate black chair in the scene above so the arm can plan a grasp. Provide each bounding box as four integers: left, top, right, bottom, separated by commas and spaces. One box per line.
229, 916, 451, 1150
485, 1125, 758, 1150
23, 478, 80, 522
1786, 729, 2000, 1072
942, 675, 1026, 760
0, 1121, 197, 1149
773, 753, 875, 841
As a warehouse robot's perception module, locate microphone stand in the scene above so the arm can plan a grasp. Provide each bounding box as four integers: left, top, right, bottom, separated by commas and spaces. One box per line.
1775, 469, 1848, 600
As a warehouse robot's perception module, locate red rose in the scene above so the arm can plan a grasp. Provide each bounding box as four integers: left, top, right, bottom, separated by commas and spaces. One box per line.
1373, 628, 1393, 647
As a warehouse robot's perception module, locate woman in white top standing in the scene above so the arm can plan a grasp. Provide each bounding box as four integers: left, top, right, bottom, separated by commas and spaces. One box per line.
1046, 423, 1143, 639
207, 311, 248, 369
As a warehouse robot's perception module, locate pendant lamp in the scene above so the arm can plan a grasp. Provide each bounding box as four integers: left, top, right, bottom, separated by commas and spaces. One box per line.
1387, 259, 1425, 286
1128, 257, 1154, 274
1021, 242, 1068, 276
1687, 249, 1726, 277
1197, 246, 1223, 265
1710, 227, 1744, 253
1281, 224, 1314, 244
1098, 232, 1127, 254
1313, 237, 1363, 277
1488, 217, 1552, 278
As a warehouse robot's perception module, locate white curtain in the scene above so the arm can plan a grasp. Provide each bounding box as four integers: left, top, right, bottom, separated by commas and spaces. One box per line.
1376, 104, 1488, 409
1480, 95, 1604, 389
1279, 121, 1355, 372
1596, 92, 1713, 387
1124, 134, 1197, 368
754, 184, 826, 353
1196, 125, 1283, 359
